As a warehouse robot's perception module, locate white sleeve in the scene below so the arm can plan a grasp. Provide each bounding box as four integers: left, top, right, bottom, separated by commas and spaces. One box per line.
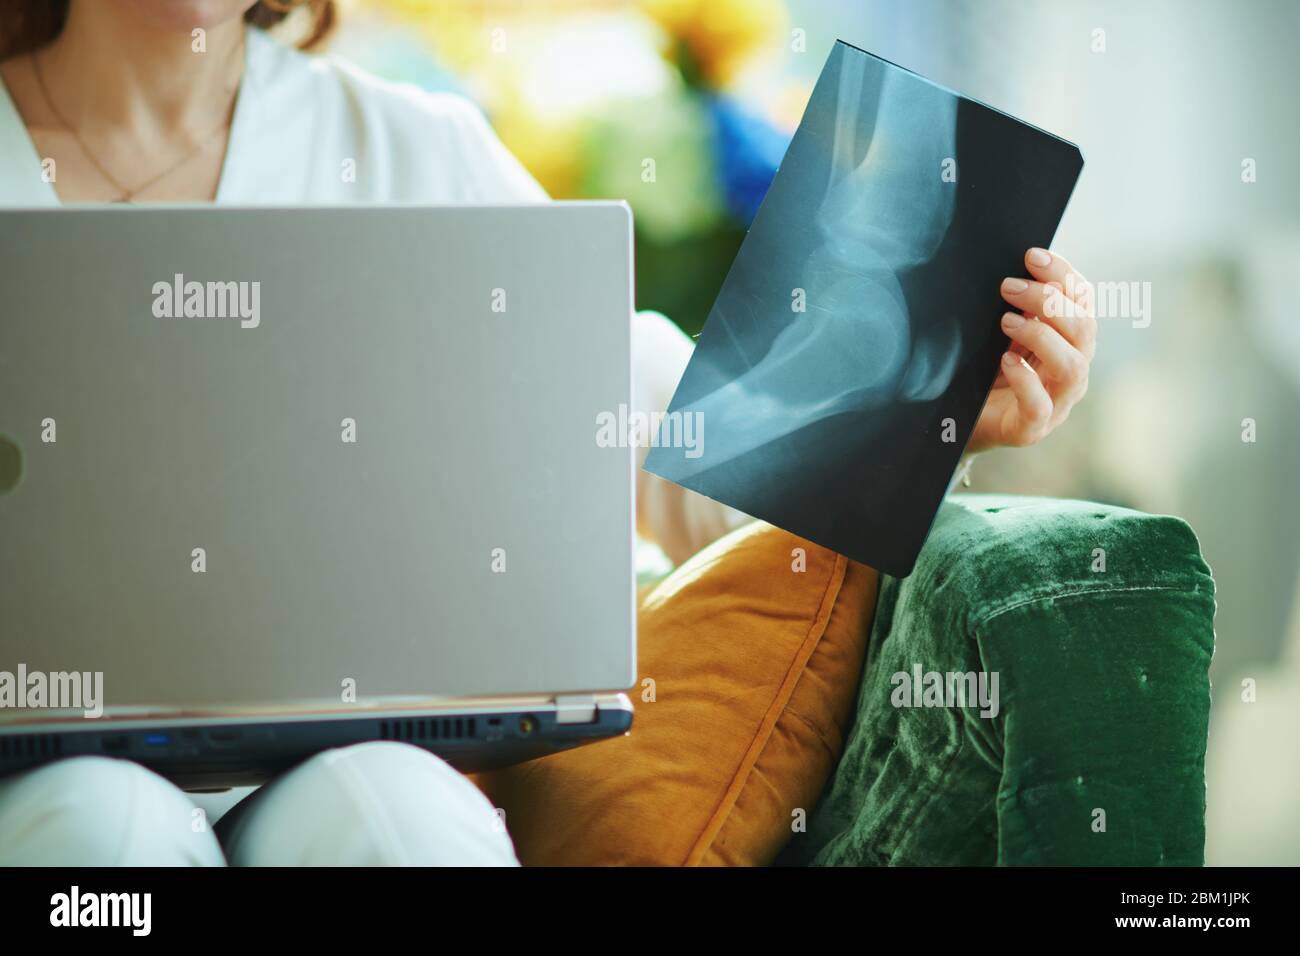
430, 94, 549, 203
632, 310, 751, 564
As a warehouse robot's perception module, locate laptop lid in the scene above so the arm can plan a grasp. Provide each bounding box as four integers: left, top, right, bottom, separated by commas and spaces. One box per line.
0, 203, 635, 719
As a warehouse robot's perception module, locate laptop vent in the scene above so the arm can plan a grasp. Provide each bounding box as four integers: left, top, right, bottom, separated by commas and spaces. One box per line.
0, 734, 64, 759
379, 717, 477, 743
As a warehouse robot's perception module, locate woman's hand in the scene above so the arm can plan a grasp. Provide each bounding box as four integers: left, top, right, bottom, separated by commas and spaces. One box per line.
966, 247, 1096, 455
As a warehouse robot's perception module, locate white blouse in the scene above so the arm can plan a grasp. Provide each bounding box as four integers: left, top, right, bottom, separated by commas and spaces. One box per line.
0, 26, 745, 564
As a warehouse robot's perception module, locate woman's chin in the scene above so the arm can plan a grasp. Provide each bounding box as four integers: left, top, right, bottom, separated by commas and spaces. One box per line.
103, 0, 257, 34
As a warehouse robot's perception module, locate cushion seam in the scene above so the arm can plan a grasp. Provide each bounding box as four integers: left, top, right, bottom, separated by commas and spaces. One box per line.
683, 553, 848, 866
975, 583, 1193, 631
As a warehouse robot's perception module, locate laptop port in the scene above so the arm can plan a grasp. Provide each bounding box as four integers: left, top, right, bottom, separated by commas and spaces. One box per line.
517, 715, 537, 737
101, 736, 129, 754
207, 729, 242, 746
144, 733, 171, 747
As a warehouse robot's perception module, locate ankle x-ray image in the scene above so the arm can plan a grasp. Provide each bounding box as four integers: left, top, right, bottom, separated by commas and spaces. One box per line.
644, 41, 1082, 575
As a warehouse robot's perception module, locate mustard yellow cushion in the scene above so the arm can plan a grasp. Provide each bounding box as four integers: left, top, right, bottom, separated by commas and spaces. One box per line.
473, 521, 879, 866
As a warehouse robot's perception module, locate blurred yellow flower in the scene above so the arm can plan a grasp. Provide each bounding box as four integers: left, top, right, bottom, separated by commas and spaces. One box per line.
349, 0, 782, 230
640, 0, 788, 89
366, 0, 787, 92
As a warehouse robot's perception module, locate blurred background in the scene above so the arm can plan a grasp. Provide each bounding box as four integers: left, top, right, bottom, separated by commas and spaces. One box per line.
310, 0, 1300, 864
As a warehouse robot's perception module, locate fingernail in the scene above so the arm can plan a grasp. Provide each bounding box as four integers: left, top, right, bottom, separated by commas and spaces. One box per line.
1003, 351, 1020, 367
1027, 248, 1052, 267
1002, 277, 1029, 294
1002, 311, 1026, 330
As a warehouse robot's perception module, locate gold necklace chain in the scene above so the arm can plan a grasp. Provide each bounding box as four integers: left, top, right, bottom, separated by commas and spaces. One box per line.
31, 38, 246, 203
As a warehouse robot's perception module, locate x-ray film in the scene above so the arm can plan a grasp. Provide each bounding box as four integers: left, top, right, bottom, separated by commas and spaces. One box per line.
644, 41, 1083, 576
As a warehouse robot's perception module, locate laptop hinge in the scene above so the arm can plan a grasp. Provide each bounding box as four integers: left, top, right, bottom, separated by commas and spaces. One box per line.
553, 695, 599, 725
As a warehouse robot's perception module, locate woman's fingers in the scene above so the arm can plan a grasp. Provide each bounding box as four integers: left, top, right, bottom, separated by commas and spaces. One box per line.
1000, 275, 1097, 358
1024, 248, 1089, 304
977, 250, 1097, 452
1000, 311, 1088, 400
998, 351, 1053, 445
1024, 248, 1097, 353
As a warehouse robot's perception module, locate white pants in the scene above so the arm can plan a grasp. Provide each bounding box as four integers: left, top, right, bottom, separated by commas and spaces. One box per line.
0, 742, 518, 866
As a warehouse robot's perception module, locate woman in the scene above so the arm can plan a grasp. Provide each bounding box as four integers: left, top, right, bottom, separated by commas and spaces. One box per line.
0, 0, 1096, 865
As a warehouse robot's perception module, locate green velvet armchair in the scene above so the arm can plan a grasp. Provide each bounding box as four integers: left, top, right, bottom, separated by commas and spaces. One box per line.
782, 494, 1216, 866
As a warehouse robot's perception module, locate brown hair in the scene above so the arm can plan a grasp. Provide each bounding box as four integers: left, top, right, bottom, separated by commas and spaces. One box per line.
0, 0, 337, 61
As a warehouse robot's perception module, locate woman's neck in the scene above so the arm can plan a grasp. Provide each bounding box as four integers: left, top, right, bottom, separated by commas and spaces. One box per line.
38, 1, 246, 140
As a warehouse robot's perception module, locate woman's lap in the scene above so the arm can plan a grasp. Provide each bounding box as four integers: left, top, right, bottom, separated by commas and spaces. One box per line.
0, 742, 517, 866
217, 741, 517, 866
0, 754, 223, 866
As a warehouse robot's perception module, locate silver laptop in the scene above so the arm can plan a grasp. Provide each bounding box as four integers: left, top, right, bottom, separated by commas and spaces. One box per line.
0, 203, 635, 787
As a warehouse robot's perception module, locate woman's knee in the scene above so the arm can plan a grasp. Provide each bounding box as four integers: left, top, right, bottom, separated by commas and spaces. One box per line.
219, 741, 517, 866
0, 756, 224, 866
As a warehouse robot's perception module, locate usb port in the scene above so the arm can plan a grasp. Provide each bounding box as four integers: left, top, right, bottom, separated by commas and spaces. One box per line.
143, 733, 170, 747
